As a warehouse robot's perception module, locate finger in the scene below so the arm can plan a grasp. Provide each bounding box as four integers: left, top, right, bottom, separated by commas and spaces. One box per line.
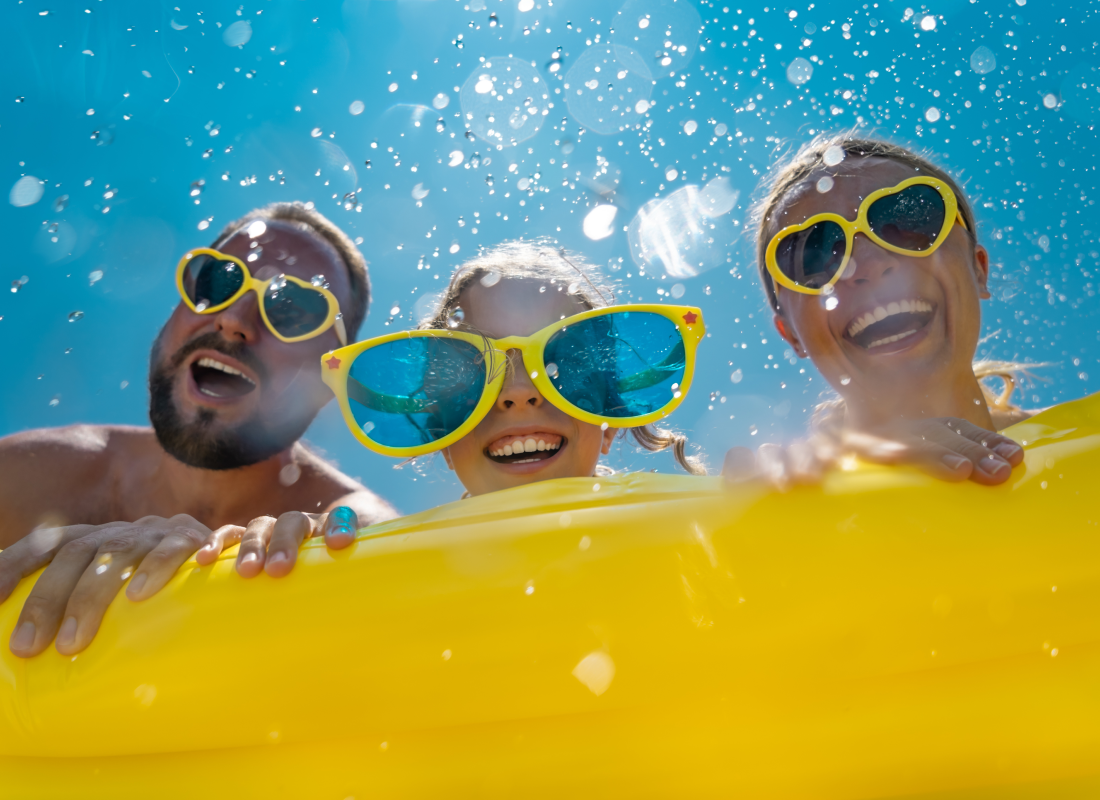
755, 443, 791, 492
195, 525, 245, 566
916, 425, 1013, 485
264, 512, 317, 578
8, 536, 101, 657
126, 526, 209, 601
54, 532, 161, 656
785, 439, 824, 485
722, 447, 756, 483
937, 419, 1025, 467
236, 517, 276, 578
322, 507, 359, 550
0, 524, 99, 605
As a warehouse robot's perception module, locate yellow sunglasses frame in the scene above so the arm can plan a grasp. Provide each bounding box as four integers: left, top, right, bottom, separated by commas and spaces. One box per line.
764, 176, 969, 296
175, 247, 347, 346
320, 304, 705, 458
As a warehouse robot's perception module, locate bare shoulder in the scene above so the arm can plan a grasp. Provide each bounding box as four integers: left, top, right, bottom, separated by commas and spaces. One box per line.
0, 424, 152, 546
290, 442, 400, 525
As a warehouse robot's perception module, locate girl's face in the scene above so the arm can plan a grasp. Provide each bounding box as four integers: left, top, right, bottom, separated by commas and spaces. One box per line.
770, 157, 990, 414
441, 277, 616, 497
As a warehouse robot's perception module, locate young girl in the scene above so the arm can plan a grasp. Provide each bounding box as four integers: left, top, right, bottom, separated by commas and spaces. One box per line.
197, 240, 706, 575
738, 133, 1031, 486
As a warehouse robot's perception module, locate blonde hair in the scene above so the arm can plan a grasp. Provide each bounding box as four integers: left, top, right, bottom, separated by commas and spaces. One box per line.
424, 239, 707, 475
752, 132, 1037, 426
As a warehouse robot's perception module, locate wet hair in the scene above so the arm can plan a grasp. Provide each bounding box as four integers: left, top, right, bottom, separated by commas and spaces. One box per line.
215, 201, 371, 338
751, 131, 979, 314
423, 239, 707, 475
753, 131, 1036, 420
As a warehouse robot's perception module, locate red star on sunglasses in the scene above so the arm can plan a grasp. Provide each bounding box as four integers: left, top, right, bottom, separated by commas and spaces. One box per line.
325, 355, 342, 370
682, 311, 698, 325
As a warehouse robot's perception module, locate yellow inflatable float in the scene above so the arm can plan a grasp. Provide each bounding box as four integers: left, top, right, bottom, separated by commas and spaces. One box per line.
1, 393, 1099, 798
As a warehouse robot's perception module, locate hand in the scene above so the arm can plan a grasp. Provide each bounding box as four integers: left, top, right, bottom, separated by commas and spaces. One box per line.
722, 439, 826, 491
2, 515, 211, 658
843, 417, 1023, 485
196, 506, 359, 579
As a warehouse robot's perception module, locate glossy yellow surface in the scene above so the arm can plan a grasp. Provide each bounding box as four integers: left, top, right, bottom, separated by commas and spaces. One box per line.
1, 394, 1099, 798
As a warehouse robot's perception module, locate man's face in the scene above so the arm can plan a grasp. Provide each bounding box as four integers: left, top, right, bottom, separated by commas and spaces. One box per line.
149, 219, 353, 470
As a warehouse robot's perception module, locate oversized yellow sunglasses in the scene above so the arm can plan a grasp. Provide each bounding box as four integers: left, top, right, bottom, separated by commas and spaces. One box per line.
320, 304, 705, 458
764, 176, 969, 296
176, 247, 347, 345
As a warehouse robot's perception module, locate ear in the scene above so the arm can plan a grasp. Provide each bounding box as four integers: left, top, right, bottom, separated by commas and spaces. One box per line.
774, 313, 807, 358
973, 244, 991, 300
601, 426, 616, 455
441, 447, 455, 471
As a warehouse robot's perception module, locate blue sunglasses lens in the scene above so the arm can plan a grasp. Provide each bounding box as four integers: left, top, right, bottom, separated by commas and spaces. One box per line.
183, 255, 245, 308
543, 312, 686, 418
345, 337, 487, 449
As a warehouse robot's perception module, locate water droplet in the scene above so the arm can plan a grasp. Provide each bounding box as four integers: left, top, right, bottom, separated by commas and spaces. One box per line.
202, 149, 213, 159
480, 271, 501, 288
14, 96, 24, 103
349, 100, 365, 116
786, 57, 814, 86
546, 362, 559, 378
592, 483, 600, 492
517, 0, 534, 11
9, 175, 43, 207
564, 45, 653, 134
435, 118, 446, 133
53, 194, 69, 212
925, 106, 941, 123
582, 204, 617, 240
449, 242, 460, 254
189, 179, 205, 197
824, 295, 839, 310
222, 20, 252, 47
68, 310, 84, 322
388, 82, 398, 92
919, 14, 936, 31
247, 220, 266, 238
816, 176, 834, 193
970, 45, 997, 75
600, 422, 609, 431
664, 167, 679, 181
1043, 93, 1059, 109
730, 369, 743, 384
432, 93, 450, 110
822, 145, 845, 167
310, 274, 329, 288
670, 283, 685, 299
485, 175, 494, 186
840, 374, 851, 386
362, 421, 375, 434
390, 305, 401, 316
310, 127, 323, 138
88, 270, 103, 286
683, 120, 698, 135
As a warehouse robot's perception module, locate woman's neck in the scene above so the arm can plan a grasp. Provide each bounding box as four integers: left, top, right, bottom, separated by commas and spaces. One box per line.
842, 369, 995, 432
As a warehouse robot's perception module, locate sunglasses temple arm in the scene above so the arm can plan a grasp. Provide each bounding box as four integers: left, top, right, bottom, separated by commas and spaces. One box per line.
347, 376, 434, 415
334, 314, 348, 347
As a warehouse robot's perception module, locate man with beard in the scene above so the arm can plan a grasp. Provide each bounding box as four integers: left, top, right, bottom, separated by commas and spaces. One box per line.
0, 201, 396, 658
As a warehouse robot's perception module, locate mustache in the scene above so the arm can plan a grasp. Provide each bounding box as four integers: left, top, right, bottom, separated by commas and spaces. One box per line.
164, 332, 269, 385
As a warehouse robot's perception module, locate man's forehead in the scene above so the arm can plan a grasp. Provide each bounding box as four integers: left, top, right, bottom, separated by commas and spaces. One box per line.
217, 219, 350, 292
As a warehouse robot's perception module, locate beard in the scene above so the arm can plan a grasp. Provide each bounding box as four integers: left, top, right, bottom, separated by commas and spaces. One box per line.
148, 328, 314, 471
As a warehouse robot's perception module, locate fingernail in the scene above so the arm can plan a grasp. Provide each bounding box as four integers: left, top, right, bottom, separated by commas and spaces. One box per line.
268, 551, 287, 564
981, 455, 1008, 475
56, 617, 77, 648
241, 552, 258, 564
942, 454, 968, 470
127, 573, 147, 596
10, 621, 35, 652
994, 442, 1022, 459
200, 543, 216, 552
329, 525, 352, 538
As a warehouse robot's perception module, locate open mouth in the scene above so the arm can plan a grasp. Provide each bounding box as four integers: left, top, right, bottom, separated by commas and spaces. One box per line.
486, 433, 564, 465
846, 299, 936, 350
190, 356, 257, 399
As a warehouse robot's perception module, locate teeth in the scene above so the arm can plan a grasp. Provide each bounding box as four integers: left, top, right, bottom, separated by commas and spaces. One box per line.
847, 299, 932, 338
197, 357, 256, 385
867, 329, 918, 349
489, 437, 562, 458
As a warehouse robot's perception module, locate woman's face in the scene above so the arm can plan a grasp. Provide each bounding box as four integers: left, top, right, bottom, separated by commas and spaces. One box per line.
769, 157, 990, 409
442, 277, 616, 497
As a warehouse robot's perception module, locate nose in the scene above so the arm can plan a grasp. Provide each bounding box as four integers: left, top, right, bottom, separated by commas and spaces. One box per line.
495, 350, 544, 411
843, 233, 901, 287
210, 290, 262, 344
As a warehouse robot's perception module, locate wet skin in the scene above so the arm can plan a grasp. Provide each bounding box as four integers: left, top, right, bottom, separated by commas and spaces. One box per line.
0, 220, 396, 658
441, 278, 617, 497
770, 157, 994, 432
